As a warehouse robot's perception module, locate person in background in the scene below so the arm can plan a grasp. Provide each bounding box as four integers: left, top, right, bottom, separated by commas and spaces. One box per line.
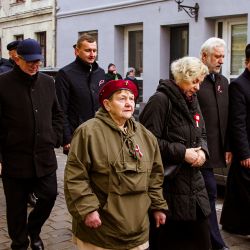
125, 67, 139, 90
64, 79, 167, 250
220, 43, 250, 236
105, 63, 123, 82
73, 44, 77, 56
7, 40, 20, 65
198, 37, 231, 250
55, 33, 105, 155
140, 56, 211, 250
0, 38, 63, 250
0, 41, 20, 74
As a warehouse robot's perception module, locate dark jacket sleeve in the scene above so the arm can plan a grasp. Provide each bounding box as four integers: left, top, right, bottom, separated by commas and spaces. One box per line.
196, 103, 209, 158
229, 80, 250, 160
52, 85, 64, 148
55, 70, 72, 145
139, 92, 186, 164
0, 101, 2, 162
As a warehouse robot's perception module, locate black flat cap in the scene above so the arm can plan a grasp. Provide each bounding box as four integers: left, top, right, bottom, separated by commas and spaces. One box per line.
7, 41, 20, 51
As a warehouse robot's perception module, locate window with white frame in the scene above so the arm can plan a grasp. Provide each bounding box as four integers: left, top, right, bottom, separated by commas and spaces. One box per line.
124, 25, 143, 118
216, 17, 247, 81
124, 25, 143, 78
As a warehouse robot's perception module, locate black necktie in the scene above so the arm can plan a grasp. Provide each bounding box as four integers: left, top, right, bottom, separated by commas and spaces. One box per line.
210, 73, 215, 82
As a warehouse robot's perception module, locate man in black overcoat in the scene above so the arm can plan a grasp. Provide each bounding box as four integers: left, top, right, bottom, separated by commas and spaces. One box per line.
55, 33, 105, 154
220, 44, 250, 236
0, 39, 63, 250
197, 37, 232, 250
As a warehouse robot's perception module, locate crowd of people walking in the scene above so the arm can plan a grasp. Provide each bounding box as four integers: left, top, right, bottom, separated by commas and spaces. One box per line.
0, 33, 249, 250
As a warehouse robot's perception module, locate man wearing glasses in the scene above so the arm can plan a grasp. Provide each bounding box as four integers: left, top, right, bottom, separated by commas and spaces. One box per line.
0, 38, 63, 250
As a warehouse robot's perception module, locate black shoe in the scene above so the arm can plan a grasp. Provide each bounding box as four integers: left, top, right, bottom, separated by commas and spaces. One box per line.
28, 193, 37, 207
30, 236, 44, 250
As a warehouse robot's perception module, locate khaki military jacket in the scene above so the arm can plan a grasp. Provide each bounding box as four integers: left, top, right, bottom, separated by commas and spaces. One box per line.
64, 108, 167, 249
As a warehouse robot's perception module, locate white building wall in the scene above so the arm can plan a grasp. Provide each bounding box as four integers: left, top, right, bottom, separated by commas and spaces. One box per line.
0, 0, 56, 67
56, 0, 249, 101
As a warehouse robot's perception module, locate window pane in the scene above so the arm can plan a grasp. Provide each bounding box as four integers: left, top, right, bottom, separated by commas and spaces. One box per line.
36, 32, 46, 67
15, 35, 24, 41
231, 24, 247, 75
128, 30, 143, 77
170, 26, 189, 62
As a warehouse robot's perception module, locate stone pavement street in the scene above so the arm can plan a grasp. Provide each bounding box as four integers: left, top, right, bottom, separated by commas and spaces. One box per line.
0, 148, 76, 250
0, 148, 250, 249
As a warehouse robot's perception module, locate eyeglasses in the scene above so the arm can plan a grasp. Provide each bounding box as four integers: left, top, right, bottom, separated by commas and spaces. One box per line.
18, 56, 42, 66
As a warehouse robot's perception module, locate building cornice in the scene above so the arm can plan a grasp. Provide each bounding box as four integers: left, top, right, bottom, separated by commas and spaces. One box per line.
0, 6, 53, 23
57, 0, 168, 19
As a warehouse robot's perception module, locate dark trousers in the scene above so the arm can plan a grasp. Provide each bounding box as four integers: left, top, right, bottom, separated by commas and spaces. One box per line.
149, 207, 211, 250
201, 168, 226, 249
2, 171, 57, 250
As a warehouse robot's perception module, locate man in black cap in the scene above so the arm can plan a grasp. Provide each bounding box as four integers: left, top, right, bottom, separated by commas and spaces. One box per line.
0, 41, 20, 74
220, 43, 250, 237
0, 38, 63, 250
7, 40, 20, 64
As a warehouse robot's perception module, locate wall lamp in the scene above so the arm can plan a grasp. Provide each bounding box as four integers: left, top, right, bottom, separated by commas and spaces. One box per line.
175, 0, 199, 22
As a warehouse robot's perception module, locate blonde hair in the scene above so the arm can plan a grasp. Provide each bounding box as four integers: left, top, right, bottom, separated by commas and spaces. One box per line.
171, 56, 209, 85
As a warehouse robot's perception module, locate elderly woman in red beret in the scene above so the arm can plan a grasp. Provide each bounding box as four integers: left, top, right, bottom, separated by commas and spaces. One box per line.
64, 79, 168, 250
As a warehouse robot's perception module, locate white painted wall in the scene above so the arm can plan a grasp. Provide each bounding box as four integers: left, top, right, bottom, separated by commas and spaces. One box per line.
0, 0, 55, 67
56, 0, 250, 101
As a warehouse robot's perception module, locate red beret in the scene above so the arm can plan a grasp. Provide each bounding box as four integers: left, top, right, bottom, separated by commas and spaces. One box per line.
99, 79, 138, 107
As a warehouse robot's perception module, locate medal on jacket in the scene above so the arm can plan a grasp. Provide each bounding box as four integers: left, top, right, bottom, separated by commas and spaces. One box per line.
194, 114, 200, 127
134, 144, 143, 159
217, 85, 223, 93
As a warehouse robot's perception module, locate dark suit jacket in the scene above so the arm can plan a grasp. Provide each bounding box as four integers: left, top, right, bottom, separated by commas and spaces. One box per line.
55, 57, 105, 145
229, 68, 250, 160
0, 65, 63, 178
197, 74, 230, 168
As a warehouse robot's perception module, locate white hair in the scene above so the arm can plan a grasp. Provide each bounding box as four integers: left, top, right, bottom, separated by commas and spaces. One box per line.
171, 56, 209, 84
200, 37, 226, 57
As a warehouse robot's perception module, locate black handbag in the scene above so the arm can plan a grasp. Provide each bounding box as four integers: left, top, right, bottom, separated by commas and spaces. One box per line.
162, 98, 181, 179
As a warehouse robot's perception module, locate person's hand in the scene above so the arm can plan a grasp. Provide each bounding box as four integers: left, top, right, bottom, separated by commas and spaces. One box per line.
191, 149, 206, 167
84, 211, 102, 228
184, 147, 200, 164
153, 210, 166, 228
0, 162, 2, 175
63, 144, 70, 151
240, 158, 250, 168
225, 152, 233, 166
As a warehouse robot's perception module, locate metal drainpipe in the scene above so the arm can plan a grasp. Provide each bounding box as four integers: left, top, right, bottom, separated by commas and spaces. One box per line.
52, 0, 57, 67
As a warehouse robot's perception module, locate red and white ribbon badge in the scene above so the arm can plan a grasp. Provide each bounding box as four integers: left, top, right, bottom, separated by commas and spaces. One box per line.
217, 85, 223, 93
194, 113, 200, 127
134, 144, 143, 159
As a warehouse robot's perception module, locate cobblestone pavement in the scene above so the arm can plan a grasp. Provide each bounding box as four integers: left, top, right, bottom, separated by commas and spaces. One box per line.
0, 149, 76, 250
0, 148, 249, 249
